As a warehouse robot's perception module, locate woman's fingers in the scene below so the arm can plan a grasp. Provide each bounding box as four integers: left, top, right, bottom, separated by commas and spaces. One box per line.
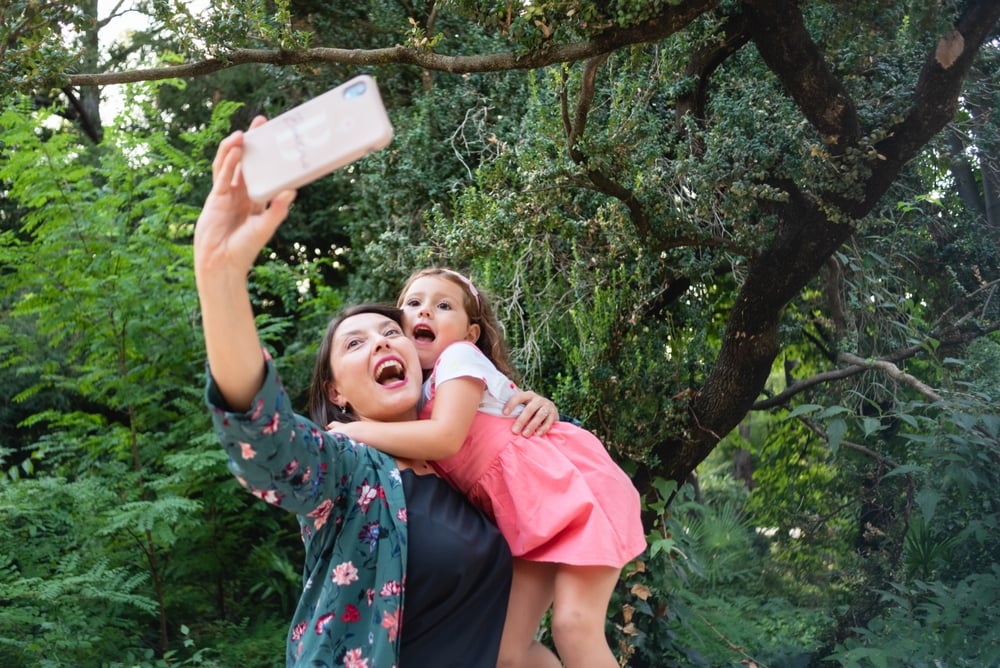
257, 189, 296, 238
522, 397, 556, 437
506, 392, 557, 437
211, 130, 243, 182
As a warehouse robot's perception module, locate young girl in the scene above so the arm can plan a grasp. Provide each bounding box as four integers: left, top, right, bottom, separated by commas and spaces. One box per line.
327, 268, 646, 668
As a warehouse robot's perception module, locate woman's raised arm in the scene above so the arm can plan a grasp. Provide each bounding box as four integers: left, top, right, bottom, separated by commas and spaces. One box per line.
193, 120, 296, 410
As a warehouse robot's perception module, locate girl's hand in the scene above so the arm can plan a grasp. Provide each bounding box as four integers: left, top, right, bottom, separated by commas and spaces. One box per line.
326, 421, 360, 440
504, 390, 557, 437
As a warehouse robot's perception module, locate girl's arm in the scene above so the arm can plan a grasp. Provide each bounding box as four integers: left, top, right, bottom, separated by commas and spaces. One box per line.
329, 375, 483, 460
194, 121, 295, 410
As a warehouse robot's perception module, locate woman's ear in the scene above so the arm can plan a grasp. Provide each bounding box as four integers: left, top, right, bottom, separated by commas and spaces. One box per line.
465, 323, 481, 344
326, 382, 345, 409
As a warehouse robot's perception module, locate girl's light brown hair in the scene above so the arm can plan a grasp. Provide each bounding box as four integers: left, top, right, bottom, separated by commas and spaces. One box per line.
397, 268, 518, 382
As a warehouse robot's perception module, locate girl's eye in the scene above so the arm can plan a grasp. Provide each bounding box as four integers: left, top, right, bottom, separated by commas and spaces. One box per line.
404, 299, 419, 308
437, 302, 452, 311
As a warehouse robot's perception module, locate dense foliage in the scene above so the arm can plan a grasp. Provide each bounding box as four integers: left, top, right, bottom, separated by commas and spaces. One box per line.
2, 1, 998, 666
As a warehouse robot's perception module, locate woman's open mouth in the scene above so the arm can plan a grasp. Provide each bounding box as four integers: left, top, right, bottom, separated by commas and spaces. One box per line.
374, 358, 406, 385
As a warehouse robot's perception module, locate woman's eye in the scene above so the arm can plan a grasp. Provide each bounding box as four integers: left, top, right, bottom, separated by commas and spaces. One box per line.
346, 339, 361, 349
385, 327, 402, 337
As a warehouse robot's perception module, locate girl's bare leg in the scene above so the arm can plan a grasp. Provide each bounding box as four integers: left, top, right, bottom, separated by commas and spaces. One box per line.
497, 559, 562, 668
550, 565, 620, 668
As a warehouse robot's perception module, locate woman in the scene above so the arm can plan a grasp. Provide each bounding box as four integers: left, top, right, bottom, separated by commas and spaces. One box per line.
195, 123, 550, 666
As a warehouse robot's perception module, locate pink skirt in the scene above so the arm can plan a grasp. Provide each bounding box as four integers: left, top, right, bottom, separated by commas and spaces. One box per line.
431, 416, 646, 567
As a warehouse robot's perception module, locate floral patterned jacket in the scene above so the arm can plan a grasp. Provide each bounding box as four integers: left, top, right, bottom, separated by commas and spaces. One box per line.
207, 357, 408, 668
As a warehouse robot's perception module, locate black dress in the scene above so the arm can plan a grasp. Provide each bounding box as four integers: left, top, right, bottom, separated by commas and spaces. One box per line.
398, 469, 512, 667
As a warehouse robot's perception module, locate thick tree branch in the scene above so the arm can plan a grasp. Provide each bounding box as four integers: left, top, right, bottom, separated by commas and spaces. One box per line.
837, 353, 943, 403
675, 11, 750, 136
60, 86, 102, 144
562, 56, 605, 153
755, 365, 864, 410
65, 1, 717, 87
752, 321, 1000, 410
559, 55, 654, 238
663, 181, 849, 480
946, 125, 987, 220
858, 0, 1000, 215
418, 1, 439, 92
933, 278, 1000, 333
744, 0, 860, 154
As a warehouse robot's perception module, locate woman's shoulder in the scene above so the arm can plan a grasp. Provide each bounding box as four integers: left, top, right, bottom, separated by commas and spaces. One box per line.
207, 355, 405, 515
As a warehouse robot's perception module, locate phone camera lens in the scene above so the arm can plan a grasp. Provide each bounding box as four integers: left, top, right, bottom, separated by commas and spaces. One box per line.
344, 81, 367, 100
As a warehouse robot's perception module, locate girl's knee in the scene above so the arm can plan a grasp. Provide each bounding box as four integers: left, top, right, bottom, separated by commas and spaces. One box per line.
550, 606, 604, 647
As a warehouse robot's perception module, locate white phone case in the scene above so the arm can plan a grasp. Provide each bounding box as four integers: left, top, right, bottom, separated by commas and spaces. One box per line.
241, 75, 394, 203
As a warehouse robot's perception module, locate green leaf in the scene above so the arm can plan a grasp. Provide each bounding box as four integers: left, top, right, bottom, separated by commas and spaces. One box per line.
785, 403, 823, 419
827, 418, 847, 455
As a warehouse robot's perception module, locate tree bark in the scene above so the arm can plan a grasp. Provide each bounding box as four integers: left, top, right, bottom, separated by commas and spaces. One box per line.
655, 0, 1000, 483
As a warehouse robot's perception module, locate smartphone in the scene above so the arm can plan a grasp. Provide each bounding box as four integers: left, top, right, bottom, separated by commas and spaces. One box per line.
241, 74, 394, 203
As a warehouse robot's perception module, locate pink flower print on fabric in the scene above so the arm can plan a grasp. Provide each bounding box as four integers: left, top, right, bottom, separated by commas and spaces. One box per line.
315, 612, 335, 635
343, 648, 369, 668
282, 458, 300, 478
291, 620, 307, 641
308, 498, 333, 530
262, 411, 280, 435
332, 560, 359, 586
250, 487, 283, 506
379, 580, 401, 596
239, 442, 256, 459
356, 480, 379, 512
342, 604, 361, 622
381, 609, 401, 642
249, 398, 265, 421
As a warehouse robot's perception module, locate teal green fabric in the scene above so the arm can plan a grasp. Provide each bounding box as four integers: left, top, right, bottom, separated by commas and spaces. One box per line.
207, 357, 408, 667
